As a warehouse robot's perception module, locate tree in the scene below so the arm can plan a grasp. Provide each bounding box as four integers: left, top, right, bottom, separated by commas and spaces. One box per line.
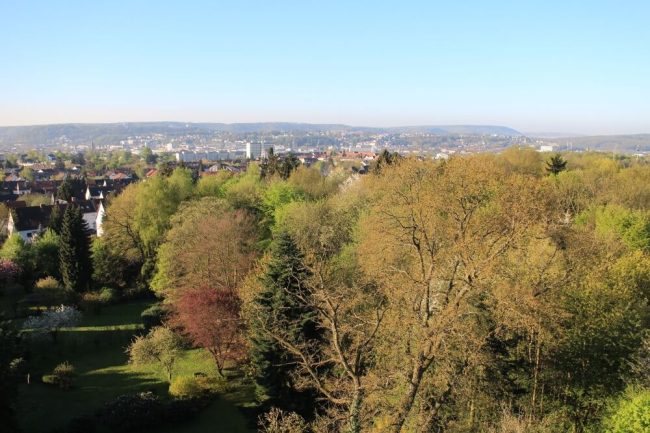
0, 234, 33, 280
251, 200, 386, 433
59, 205, 92, 292
48, 204, 63, 234
103, 168, 194, 285
127, 326, 182, 382
54, 157, 65, 170
373, 149, 401, 174
56, 176, 84, 202
170, 286, 244, 377
545, 153, 568, 175
22, 305, 81, 342
33, 229, 60, 279
152, 199, 257, 299
357, 157, 554, 433
19, 166, 35, 181
249, 232, 316, 406
260, 149, 301, 180
601, 388, 650, 433
141, 146, 157, 164
91, 237, 130, 289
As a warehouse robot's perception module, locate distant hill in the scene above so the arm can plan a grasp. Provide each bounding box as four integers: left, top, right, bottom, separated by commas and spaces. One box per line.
389, 125, 522, 136
0, 122, 522, 147
542, 134, 650, 152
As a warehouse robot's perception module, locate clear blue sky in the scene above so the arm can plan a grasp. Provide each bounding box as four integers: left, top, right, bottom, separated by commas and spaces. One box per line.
1, 0, 649, 134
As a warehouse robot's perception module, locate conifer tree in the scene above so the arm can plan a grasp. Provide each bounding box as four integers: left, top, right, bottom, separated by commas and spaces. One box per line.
249, 231, 317, 409
59, 205, 92, 292
49, 204, 63, 234
545, 153, 568, 175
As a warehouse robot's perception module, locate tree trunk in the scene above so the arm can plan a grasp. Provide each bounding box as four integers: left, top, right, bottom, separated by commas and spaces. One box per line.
348, 386, 363, 433
391, 360, 425, 433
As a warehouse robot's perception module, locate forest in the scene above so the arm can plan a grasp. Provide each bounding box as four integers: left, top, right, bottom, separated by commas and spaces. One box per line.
2, 148, 649, 433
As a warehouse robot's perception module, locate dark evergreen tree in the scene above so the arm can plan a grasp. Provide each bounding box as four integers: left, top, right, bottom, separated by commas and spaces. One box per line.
260, 147, 279, 179
56, 176, 85, 203
260, 149, 301, 180
278, 153, 300, 180
59, 205, 92, 292
48, 204, 63, 234
373, 149, 401, 174
249, 231, 318, 411
546, 153, 568, 175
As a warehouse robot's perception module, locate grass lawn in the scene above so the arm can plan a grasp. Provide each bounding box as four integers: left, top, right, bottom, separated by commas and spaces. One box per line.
15, 300, 257, 433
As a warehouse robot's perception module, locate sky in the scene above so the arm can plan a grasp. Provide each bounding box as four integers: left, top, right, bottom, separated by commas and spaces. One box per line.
1, 1, 649, 134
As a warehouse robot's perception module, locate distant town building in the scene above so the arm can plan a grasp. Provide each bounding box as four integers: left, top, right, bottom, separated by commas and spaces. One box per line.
246, 142, 263, 159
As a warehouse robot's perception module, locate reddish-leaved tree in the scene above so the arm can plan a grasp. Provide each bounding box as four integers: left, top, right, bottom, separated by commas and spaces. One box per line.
0, 259, 21, 283
171, 285, 244, 376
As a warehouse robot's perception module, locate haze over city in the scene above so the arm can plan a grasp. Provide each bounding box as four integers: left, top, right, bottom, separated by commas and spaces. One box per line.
2, 1, 649, 135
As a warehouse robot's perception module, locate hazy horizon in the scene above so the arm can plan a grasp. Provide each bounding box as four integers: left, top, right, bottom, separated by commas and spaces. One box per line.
2, 1, 649, 135
0, 119, 648, 138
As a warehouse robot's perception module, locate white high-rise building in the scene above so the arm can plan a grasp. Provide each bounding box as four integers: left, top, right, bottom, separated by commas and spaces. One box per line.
246, 142, 263, 159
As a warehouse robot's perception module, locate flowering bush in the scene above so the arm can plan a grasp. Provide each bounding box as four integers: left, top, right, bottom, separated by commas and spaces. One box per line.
22, 305, 82, 341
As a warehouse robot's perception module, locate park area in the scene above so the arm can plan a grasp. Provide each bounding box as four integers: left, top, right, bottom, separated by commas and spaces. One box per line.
8, 299, 257, 433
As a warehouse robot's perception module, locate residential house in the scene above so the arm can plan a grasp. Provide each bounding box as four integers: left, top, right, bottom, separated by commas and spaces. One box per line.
75, 200, 101, 233
7, 204, 59, 241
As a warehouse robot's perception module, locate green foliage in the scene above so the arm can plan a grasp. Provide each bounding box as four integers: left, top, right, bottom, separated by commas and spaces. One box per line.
59, 205, 92, 292
19, 166, 35, 181
169, 376, 204, 399
34, 276, 71, 305
33, 229, 60, 279
261, 181, 302, 230
602, 388, 650, 433
140, 146, 157, 164
578, 205, 650, 252
98, 287, 118, 304
194, 171, 231, 198
91, 237, 129, 289
141, 304, 166, 331
0, 234, 32, 275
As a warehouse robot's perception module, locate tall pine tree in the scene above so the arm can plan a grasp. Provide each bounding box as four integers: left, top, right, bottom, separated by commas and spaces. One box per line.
249, 231, 319, 411
59, 205, 92, 292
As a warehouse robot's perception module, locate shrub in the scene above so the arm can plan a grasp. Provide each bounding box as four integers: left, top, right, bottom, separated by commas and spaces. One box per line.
43, 361, 75, 389
35, 276, 61, 290
169, 376, 204, 399
23, 305, 81, 342
602, 388, 650, 433
259, 408, 307, 433
98, 287, 118, 304
96, 392, 163, 431
96, 391, 204, 432
141, 304, 165, 331
34, 277, 72, 305
194, 374, 230, 394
